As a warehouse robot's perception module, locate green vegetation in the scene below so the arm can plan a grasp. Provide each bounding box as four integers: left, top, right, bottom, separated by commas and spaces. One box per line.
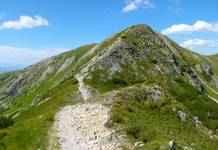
0, 117, 13, 129
0, 24, 218, 150
84, 66, 145, 93
167, 78, 218, 132
201, 71, 212, 82
0, 45, 94, 149
0, 75, 81, 150
110, 92, 218, 149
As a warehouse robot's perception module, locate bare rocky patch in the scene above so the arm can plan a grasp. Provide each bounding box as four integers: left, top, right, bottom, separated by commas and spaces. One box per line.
56, 103, 123, 150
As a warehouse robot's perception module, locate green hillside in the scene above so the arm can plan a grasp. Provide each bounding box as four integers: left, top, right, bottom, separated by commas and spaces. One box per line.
0, 25, 218, 150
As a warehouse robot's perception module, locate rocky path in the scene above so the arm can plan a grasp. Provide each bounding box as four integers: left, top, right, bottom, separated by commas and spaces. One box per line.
56, 103, 122, 150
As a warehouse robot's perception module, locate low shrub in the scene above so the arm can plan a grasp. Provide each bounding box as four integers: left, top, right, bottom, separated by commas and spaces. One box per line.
0, 116, 14, 129
0, 132, 7, 140
112, 78, 127, 85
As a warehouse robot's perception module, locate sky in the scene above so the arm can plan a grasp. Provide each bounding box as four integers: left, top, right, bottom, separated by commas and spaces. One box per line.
0, 0, 218, 72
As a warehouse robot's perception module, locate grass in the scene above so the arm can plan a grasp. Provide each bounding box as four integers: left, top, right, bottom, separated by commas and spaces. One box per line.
0, 78, 81, 150
84, 64, 146, 93
110, 86, 218, 149
167, 78, 218, 132
1, 44, 94, 117
201, 71, 212, 82
206, 86, 218, 100
107, 65, 218, 149
0, 25, 218, 150
0, 44, 93, 150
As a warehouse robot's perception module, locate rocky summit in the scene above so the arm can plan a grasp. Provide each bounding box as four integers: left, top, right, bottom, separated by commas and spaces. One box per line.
0, 24, 218, 150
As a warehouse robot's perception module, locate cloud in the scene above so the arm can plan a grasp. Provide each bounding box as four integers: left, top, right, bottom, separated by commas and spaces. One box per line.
122, 0, 154, 13
180, 39, 218, 49
162, 21, 218, 35
0, 45, 67, 70
0, 15, 49, 30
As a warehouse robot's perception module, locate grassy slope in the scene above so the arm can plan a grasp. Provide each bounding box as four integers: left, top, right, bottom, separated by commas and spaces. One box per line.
104, 27, 218, 149
0, 45, 95, 150
207, 54, 218, 75
81, 26, 218, 149
111, 95, 218, 149
170, 41, 218, 100
110, 77, 218, 149
0, 24, 217, 150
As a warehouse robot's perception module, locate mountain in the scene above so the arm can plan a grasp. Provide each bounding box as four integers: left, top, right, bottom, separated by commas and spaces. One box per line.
0, 24, 218, 150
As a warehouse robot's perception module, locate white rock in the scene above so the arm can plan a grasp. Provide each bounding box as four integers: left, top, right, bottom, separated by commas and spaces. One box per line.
56, 103, 122, 150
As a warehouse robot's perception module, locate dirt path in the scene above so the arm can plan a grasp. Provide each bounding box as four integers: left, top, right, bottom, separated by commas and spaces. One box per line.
56, 103, 122, 150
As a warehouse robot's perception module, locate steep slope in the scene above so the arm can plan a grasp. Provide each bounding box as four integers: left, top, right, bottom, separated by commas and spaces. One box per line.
72, 25, 218, 149
0, 24, 218, 150
0, 44, 96, 149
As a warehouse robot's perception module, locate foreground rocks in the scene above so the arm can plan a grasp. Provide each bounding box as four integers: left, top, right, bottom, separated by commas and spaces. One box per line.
56, 103, 123, 150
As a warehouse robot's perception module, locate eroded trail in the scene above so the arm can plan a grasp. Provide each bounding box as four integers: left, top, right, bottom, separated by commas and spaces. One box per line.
56, 103, 122, 150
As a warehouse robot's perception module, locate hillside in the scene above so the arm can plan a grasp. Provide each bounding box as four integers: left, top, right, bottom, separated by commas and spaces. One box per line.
0, 24, 218, 150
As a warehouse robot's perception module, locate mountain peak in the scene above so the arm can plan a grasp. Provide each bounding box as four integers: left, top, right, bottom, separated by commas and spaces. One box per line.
1, 24, 218, 149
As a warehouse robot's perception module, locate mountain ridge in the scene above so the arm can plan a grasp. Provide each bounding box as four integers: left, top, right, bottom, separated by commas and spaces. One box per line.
0, 24, 218, 150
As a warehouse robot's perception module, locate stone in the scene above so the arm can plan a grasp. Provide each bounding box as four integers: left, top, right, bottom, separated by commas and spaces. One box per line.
178, 110, 186, 122
199, 83, 206, 94
149, 87, 161, 102
168, 140, 176, 150
56, 56, 75, 74
169, 55, 180, 74
56, 103, 123, 150
134, 141, 144, 147
201, 63, 214, 76
39, 66, 53, 82
161, 65, 175, 78
7, 74, 24, 96
192, 116, 201, 126
184, 146, 195, 150
212, 76, 218, 89
195, 64, 202, 73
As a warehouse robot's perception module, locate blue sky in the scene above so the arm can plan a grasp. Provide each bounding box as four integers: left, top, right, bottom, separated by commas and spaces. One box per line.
0, 0, 218, 72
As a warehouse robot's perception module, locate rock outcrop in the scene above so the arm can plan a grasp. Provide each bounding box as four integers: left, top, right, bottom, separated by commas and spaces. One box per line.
7, 74, 24, 96
56, 56, 75, 74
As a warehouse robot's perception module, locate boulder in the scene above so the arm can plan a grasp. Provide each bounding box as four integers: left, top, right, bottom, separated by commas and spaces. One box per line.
201, 64, 214, 76
168, 140, 176, 150
134, 141, 144, 147
178, 110, 186, 122
148, 87, 161, 102
195, 64, 202, 73
191, 116, 201, 126
169, 55, 180, 74
161, 65, 175, 78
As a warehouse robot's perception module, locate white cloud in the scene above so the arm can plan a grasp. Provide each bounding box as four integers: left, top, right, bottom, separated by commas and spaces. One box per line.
162, 21, 218, 35
0, 15, 49, 30
180, 39, 218, 49
0, 45, 67, 69
122, 0, 154, 13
